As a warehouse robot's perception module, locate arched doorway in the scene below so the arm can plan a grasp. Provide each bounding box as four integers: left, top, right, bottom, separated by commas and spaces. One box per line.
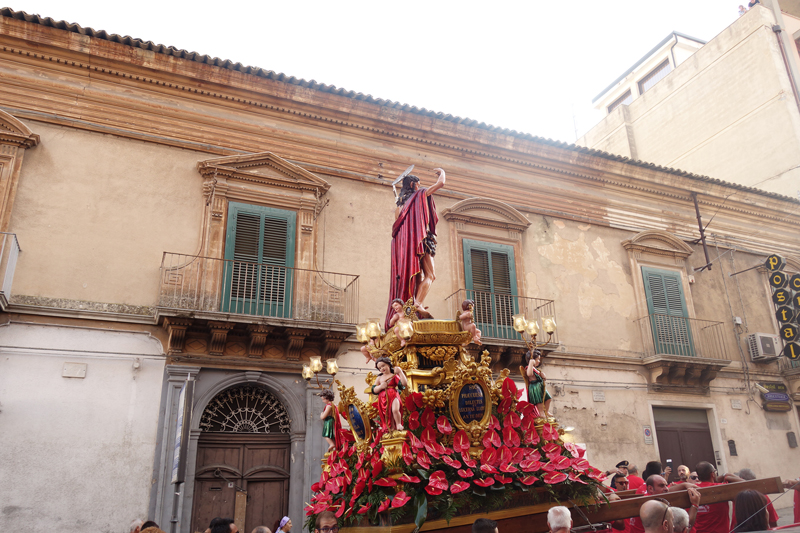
190, 384, 292, 533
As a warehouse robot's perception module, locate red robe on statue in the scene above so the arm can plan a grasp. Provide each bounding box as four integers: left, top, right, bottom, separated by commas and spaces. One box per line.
385, 188, 438, 329
374, 374, 402, 431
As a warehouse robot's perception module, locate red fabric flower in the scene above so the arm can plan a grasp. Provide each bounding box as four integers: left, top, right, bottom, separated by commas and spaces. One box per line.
541, 461, 557, 473
488, 415, 501, 431
423, 440, 440, 460
313, 502, 330, 514
425, 486, 443, 495
461, 452, 477, 468
502, 426, 521, 447
568, 471, 588, 484
520, 459, 543, 472
516, 400, 535, 417
357, 503, 371, 514
450, 481, 470, 494
421, 426, 437, 443
497, 446, 512, 465
473, 477, 495, 487
521, 415, 535, 432
526, 449, 542, 462
482, 430, 501, 448
480, 464, 498, 474
335, 503, 346, 518
436, 416, 453, 435
442, 455, 461, 469
305, 504, 314, 516
542, 423, 559, 441
374, 477, 397, 487
544, 471, 568, 484
417, 450, 431, 469
480, 447, 499, 467
392, 492, 410, 508
524, 428, 540, 446
571, 458, 590, 471
372, 460, 383, 479
498, 397, 513, 414
420, 408, 435, 427
403, 443, 414, 466
377, 499, 391, 513
408, 411, 420, 430
397, 474, 421, 483
408, 431, 424, 450
405, 393, 422, 412
453, 430, 470, 453
428, 470, 449, 490
504, 411, 521, 428
542, 442, 561, 455
343, 468, 352, 486
510, 447, 527, 464
494, 474, 512, 484
311, 481, 322, 492
586, 467, 607, 482
550, 456, 571, 470
502, 377, 518, 400
352, 478, 365, 500
499, 463, 519, 473
457, 468, 474, 478
520, 475, 539, 485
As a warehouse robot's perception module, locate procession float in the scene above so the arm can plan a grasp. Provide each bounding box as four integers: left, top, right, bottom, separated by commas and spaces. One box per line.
303, 167, 787, 533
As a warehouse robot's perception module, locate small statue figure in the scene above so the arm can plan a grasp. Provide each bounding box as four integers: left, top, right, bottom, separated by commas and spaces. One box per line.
525, 349, 552, 420
371, 356, 408, 431
360, 338, 377, 363
459, 299, 482, 346
318, 389, 341, 453
388, 298, 409, 347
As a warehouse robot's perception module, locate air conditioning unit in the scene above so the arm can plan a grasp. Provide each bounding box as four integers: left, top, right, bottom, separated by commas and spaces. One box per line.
746, 333, 780, 362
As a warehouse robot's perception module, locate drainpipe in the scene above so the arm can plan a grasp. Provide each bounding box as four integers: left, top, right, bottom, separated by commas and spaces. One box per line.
669, 33, 679, 69
764, 0, 800, 113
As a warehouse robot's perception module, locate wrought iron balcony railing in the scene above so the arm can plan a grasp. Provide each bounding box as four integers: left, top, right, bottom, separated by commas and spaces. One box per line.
445, 289, 558, 344
158, 252, 359, 325
0, 232, 20, 310
635, 313, 727, 360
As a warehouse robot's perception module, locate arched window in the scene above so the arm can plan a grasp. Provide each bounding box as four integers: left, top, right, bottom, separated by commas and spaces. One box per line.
199, 385, 291, 433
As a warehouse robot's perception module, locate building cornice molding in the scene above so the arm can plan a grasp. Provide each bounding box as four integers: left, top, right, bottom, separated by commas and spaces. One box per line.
442, 197, 531, 232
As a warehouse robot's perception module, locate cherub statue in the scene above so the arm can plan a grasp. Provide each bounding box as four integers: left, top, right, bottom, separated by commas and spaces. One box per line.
360, 339, 377, 363
318, 389, 341, 453
388, 298, 410, 347
371, 356, 408, 431
459, 299, 482, 346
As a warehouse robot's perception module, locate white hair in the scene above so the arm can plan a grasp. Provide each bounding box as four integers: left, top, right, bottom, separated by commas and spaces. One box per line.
129, 519, 144, 533
548, 506, 572, 530
671, 507, 689, 532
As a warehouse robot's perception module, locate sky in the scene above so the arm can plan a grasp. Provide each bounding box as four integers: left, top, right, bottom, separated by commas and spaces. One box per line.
6, 0, 741, 143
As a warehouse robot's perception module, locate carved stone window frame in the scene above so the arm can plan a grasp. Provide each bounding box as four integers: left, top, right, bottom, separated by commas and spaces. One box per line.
196, 152, 330, 270
0, 110, 39, 232
621, 229, 696, 321
441, 197, 532, 297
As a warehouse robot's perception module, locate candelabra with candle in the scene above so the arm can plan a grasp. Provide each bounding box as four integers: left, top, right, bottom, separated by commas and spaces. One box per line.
301, 356, 339, 389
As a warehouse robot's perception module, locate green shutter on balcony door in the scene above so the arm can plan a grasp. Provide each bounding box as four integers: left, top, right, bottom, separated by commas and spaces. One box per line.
463, 239, 518, 339
642, 266, 694, 356
222, 202, 296, 317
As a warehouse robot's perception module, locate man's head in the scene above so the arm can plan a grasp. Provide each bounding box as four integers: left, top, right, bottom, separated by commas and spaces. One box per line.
671, 507, 689, 533
737, 468, 756, 481
615, 475, 630, 490
642, 461, 663, 481
210, 518, 237, 533
695, 461, 716, 482
141, 522, 160, 531
130, 520, 144, 533
472, 518, 498, 533
676, 465, 690, 482
645, 475, 669, 494
629, 464, 639, 475
640, 500, 674, 533
314, 511, 337, 533
547, 506, 572, 532
689, 471, 698, 482
251, 528, 271, 533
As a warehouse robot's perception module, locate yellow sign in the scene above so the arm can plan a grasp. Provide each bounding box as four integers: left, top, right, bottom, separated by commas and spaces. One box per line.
765, 254, 785, 271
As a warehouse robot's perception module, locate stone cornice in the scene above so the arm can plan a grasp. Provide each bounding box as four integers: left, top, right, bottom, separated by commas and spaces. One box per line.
442, 197, 532, 232
198, 152, 330, 195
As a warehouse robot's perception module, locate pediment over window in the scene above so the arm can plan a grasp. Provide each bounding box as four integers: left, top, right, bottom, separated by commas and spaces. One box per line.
622, 229, 694, 260
197, 152, 330, 195
442, 197, 531, 232
0, 109, 39, 148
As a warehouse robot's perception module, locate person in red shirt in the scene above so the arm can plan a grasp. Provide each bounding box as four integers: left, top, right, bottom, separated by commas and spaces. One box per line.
627, 465, 645, 491
627, 476, 697, 533
693, 462, 743, 533
784, 477, 800, 524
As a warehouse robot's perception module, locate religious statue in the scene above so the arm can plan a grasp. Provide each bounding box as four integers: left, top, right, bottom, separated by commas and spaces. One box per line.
371, 356, 408, 431
388, 298, 410, 347
459, 299, 482, 345
318, 389, 342, 453
385, 167, 446, 329
525, 349, 552, 419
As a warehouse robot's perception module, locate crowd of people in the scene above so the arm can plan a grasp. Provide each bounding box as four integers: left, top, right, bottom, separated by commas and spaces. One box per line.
128, 515, 293, 533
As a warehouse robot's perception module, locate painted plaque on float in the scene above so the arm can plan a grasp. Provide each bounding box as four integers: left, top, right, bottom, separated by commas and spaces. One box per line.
348, 404, 368, 441
457, 383, 486, 424
769, 271, 788, 289
765, 254, 785, 271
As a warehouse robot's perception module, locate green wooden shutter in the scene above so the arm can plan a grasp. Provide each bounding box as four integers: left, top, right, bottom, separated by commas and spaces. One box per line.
223, 202, 296, 317
642, 266, 694, 356
463, 239, 517, 339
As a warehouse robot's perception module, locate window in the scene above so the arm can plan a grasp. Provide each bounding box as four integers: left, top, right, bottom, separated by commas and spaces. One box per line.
222, 202, 296, 317
607, 90, 633, 113
463, 239, 518, 339
642, 266, 694, 356
638, 59, 671, 95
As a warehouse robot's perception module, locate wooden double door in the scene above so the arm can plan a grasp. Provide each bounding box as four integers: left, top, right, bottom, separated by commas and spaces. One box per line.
191, 433, 291, 533
653, 407, 716, 481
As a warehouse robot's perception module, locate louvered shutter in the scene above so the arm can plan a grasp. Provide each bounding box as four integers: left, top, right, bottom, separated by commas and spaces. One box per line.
642, 267, 694, 356
223, 203, 296, 317
463, 239, 518, 339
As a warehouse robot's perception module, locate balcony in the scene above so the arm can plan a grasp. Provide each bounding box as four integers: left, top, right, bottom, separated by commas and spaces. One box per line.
156, 252, 359, 360
445, 289, 559, 369
635, 313, 731, 391
0, 232, 20, 310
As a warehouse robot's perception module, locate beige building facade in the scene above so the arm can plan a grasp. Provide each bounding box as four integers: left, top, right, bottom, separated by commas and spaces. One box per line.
0, 8, 799, 533
578, 3, 800, 197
